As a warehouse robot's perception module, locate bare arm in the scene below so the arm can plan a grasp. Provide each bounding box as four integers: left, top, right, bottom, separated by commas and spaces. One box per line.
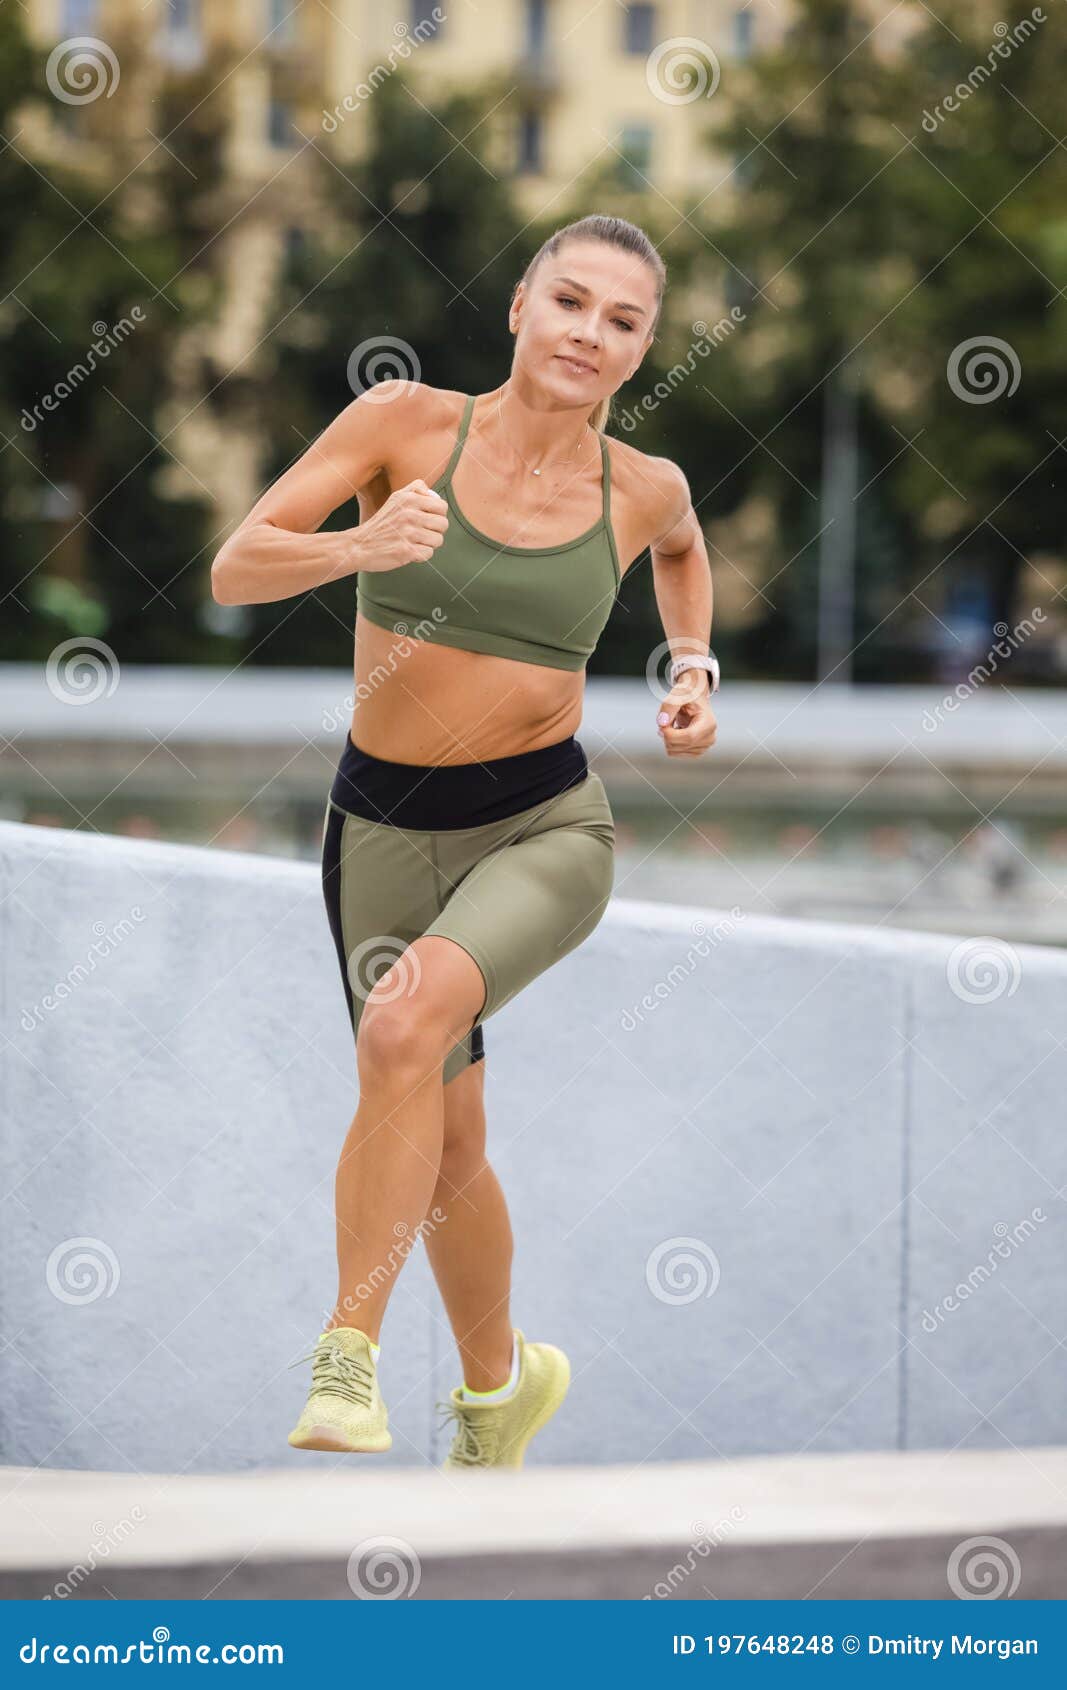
210, 382, 449, 605
648, 463, 718, 756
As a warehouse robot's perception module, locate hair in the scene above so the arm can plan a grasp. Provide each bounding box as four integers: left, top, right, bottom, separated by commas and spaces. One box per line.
515, 214, 667, 433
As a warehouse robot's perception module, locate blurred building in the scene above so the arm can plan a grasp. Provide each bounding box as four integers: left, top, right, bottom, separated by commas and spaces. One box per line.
20, 0, 914, 530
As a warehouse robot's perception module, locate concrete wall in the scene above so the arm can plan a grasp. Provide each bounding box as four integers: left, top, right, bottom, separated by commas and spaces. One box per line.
1, 819, 1064, 1476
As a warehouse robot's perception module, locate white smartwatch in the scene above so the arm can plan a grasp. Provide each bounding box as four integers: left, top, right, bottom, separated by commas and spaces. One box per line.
669, 651, 720, 692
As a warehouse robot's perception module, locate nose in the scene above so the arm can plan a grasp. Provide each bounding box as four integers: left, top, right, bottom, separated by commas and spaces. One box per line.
569, 313, 603, 349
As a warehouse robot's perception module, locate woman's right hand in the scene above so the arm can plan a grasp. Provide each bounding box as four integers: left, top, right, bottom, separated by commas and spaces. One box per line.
350, 479, 449, 572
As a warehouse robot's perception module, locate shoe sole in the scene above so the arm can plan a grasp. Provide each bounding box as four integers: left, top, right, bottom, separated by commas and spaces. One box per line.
288, 1425, 392, 1453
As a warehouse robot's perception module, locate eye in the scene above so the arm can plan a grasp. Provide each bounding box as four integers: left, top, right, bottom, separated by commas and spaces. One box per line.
613, 318, 635, 333
557, 295, 580, 308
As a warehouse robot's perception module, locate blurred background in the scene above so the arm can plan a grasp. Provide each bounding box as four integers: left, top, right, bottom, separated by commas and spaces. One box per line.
3, 0, 1067, 944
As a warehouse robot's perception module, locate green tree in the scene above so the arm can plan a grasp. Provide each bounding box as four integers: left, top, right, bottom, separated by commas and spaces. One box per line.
0, 8, 221, 662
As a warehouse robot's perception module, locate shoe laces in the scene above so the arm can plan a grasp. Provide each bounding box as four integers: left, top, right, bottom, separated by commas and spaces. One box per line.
290, 1343, 374, 1408
436, 1398, 507, 1467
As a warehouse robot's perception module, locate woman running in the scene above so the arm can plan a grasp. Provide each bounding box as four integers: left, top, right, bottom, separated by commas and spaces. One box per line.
211, 213, 718, 1469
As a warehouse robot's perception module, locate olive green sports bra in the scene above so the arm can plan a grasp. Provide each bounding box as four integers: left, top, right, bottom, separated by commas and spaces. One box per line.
356, 393, 622, 672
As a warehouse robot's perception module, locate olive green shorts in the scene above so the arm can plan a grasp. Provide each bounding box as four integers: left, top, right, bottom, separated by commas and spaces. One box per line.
321, 772, 616, 1085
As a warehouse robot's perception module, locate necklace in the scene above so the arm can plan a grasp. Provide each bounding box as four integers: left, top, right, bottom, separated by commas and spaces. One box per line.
495, 393, 591, 476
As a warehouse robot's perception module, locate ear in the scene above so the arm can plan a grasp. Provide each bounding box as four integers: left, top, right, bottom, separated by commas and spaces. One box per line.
627, 327, 655, 380
508, 281, 526, 336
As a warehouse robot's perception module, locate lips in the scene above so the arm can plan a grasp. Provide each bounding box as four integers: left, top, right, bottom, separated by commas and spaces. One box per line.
554, 354, 598, 376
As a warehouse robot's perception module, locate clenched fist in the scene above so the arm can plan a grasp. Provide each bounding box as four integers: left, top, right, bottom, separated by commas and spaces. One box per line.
354, 479, 449, 572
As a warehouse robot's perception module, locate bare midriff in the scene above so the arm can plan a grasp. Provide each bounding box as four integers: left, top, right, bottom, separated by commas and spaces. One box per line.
351, 612, 585, 765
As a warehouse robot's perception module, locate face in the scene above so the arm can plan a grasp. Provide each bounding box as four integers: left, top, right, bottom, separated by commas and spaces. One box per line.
509, 239, 658, 411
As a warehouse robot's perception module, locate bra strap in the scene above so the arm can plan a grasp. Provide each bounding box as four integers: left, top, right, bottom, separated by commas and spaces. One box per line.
598, 429, 612, 521
440, 394, 476, 487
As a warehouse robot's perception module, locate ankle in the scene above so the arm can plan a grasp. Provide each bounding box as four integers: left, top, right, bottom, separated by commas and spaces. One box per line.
462, 1333, 518, 1402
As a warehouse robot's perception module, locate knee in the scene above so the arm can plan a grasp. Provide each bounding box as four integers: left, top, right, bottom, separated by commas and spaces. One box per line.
356, 994, 445, 1080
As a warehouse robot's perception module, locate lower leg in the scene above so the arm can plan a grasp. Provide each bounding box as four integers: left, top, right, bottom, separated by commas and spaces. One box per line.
423, 1078, 517, 1391
328, 1028, 447, 1342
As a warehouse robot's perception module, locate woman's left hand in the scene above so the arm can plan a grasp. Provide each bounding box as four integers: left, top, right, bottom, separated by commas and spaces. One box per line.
656, 679, 718, 757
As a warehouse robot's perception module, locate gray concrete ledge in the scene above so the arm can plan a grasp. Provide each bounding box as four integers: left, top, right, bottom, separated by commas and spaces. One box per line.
2, 1448, 1065, 1600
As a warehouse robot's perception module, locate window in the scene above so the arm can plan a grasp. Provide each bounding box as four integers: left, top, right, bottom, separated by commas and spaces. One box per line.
733, 7, 755, 59
617, 123, 652, 189
517, 109, 543, 174
267, 0, 296, 44
62, 0, 97, 29
410, 1, 444, 35
159, 0, 203, 67
268, 98, 295, 148
623, 4, 655, 55
524, 0, 548, 54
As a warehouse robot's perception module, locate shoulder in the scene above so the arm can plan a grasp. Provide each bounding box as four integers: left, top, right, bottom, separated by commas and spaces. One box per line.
603, 433, 692, 543
332, 379, 464, 438
319, 381, 466, 480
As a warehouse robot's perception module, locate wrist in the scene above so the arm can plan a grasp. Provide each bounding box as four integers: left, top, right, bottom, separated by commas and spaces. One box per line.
669, 651, 720, 693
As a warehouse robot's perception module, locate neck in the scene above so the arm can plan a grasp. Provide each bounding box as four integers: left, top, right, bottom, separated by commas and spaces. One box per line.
493, 380, 593, 465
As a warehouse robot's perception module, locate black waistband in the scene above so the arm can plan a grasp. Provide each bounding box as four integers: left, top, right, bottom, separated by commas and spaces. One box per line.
329, 732, 589, 830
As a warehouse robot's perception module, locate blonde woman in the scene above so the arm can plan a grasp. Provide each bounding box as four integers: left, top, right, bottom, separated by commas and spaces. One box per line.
212, 214, 718, 1469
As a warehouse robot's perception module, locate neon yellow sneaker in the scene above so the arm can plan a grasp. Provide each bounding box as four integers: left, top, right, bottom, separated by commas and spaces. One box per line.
286, 1326, 391, 1452
437, 1328, 569, 1470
